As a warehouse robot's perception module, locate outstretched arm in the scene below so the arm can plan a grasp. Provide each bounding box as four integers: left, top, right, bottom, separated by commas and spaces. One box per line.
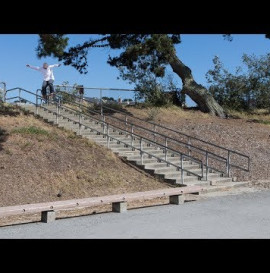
48, 64, 61, 68
26, 64, 40, 71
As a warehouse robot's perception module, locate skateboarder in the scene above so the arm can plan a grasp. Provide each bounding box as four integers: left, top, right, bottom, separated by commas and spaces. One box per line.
26, 63, 61, 100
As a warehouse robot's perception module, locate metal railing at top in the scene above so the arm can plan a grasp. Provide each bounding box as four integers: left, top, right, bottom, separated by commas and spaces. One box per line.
52, 88, 250, 177
54, 84, 142, 104
5, 87, 204, 184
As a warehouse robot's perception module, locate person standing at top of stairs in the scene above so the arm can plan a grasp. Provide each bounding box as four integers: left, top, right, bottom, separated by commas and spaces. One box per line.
26, 63, 61, 101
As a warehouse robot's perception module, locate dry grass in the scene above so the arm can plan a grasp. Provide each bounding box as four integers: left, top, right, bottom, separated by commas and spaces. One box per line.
128, 105, 211, 123
227, 109, 270, 125
0, 106, 172, 207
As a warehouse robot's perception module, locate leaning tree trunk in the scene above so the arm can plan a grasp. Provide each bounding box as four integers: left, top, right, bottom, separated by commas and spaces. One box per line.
169, 54, 226, 118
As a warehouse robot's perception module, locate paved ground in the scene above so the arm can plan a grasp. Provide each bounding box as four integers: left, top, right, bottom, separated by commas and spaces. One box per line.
0, 188, 270, 239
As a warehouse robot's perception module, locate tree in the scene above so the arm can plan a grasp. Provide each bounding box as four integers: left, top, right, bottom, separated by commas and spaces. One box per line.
39, 34, 267, 117
119, 65, 180, 106
206, 54, 270, 111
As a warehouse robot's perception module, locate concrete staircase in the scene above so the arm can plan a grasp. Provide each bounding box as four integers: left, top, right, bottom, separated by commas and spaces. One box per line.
20, 103, 245, 188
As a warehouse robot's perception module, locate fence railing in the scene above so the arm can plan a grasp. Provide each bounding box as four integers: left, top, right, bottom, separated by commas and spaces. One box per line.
52, 87, 250, 178
5, 86, 251, 182
5, 87, 205, 184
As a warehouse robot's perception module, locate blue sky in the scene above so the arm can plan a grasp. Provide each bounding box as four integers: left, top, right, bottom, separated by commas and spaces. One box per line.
0, 34, 269, 105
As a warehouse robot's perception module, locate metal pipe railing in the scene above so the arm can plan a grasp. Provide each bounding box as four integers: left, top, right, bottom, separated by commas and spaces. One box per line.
42, 101, 203, 183
53, 89, 250, 179
53, 88, 250, 173
6, 87, 202, 183
53, 90, 232, 178
5, 87, 250, 181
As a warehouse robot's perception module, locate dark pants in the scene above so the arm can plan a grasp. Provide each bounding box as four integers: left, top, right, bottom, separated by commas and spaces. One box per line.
41, 80, 54, 98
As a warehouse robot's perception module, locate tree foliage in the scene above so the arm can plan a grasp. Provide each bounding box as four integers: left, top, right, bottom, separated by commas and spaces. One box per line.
206, 54, 270, 110
35, 34, 270, 116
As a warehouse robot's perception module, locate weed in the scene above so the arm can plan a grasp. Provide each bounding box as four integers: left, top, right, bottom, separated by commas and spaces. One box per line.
146, 107, 160, 121
11, 126, 49, 136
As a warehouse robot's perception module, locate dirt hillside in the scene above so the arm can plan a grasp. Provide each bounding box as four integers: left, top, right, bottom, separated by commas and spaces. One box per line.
0, 105, 172, 207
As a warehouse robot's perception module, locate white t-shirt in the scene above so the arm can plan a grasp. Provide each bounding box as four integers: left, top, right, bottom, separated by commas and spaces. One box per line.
28, 64, 60, 81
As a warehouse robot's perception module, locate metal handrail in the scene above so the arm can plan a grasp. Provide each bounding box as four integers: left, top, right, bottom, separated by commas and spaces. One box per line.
43, 103, 204, 181
6, 87, 251, 180
51, 85, 246, 160
60, 92, 228, 164
54, 90, 226, 174
0, 82, 6, 102
53, 89, 250, 177
50, 101, 203, 168
54, 85, 250, 175
100, 104, 250, 171
5, 87, 204, 183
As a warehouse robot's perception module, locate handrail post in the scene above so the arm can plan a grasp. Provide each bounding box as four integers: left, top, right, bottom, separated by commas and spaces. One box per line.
3, 82, 6, 103
131, 125, 134, 147
206, 151, 209, 181
227, 151, 231, 177
140, 137, 143, 165
35, 90, 39, 115
107, 124, 110, 148
154, 124, 157, 143
103, 115, 106, 135
165, 137, 168, 163
188, 137, 191, 156
58, 97, 61, 124
180, 154, 184, 184
100, 89, 103, 117
125, 115, 128, 134
56, 100, 59, 125
79, 99, 82, 135
58, 97, 61, 116
79, 112, 81, 135
201, 161, 204, 181
18, 88, 21, 102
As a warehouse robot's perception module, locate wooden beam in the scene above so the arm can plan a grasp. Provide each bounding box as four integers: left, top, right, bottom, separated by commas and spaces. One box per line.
0, 186, 202, 218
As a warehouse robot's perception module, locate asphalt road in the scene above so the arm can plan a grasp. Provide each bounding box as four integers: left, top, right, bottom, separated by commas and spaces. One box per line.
1, 189, 270, 239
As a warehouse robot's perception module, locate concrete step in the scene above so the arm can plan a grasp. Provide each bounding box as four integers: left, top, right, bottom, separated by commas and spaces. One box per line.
18, 104, 238, 188
209, 177, 233, 185
151, 166, 202, 174
110, 144, 159, 151
79, 130, 130, 138
127, 155, 192, 165
174, 179, 210, 186
162, 174, 202, 183
163, 170, 220, 179
144, 162, 200, 170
